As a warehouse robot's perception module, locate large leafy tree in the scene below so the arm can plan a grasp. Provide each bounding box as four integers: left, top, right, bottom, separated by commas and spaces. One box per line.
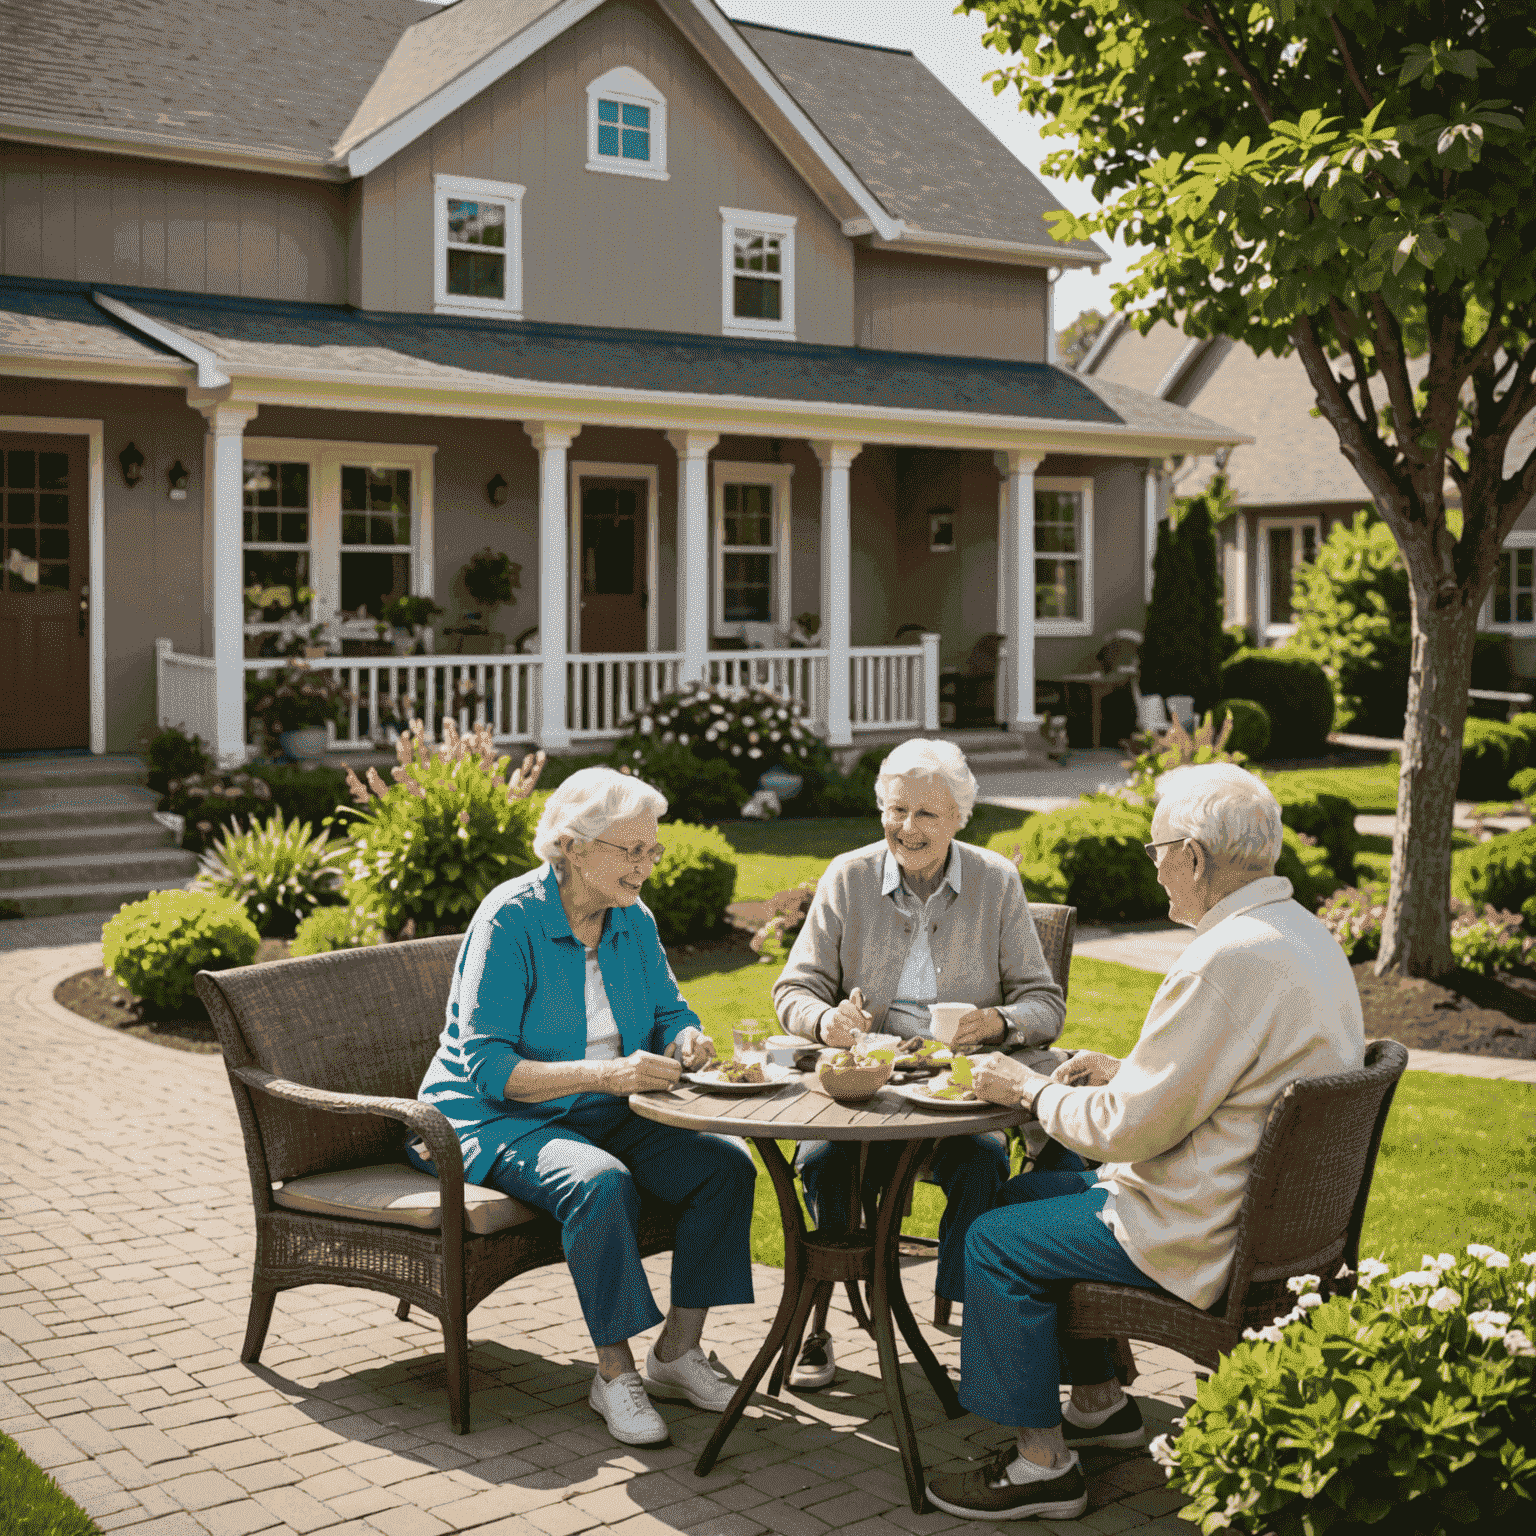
967, 0, 1536, 976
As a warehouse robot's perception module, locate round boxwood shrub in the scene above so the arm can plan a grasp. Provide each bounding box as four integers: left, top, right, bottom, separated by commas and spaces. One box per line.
103, 890, 260, 1013
1015, 794, 1165, 920
1267, 783, 1358, 881
1275, 826, 1339, 910
1212, 699, 1272, 761
644, 821, 738, 944
1459, 718, 1530, 801
1452, 826, 1536, 914
291, 903, 383, 956
615, 741, 746, 824
1219, 649, 1335, 757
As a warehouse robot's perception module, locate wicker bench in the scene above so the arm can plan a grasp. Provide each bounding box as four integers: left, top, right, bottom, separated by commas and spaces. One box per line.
196, 935, 677, 1435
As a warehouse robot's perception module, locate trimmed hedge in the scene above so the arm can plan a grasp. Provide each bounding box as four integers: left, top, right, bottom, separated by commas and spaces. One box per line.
1459, 718, 1530, 801
103, 890, 259, 1013
1219, 649, 1335, 757
644, 822, 739, 944
1268, 784, 1358, 881
1276, 827, 1338, 911
291, 903, 383, 955
1016, 795, 1165, 920
1213, 698, 1272, 761
1452, 827, 1536, 914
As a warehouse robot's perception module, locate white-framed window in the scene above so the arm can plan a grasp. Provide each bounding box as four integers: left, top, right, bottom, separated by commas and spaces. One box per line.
1255, 516, 1319, 643
586, 66, 668, 181
713, 460, 793, 640
928, 507, 956, 553
720, 208, 796, 339
1485, 531, 1536, 632
433, 173, 524, 318
1034, 477, 1094, 637
242, 440, 437, 642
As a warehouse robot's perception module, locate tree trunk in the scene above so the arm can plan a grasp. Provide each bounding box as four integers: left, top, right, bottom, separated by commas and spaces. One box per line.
1375, 587, 1476, 978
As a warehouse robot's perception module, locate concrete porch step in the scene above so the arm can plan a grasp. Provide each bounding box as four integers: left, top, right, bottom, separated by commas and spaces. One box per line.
0, 845, 197, 894
0, 822, 180, 861
0, 877, 194, 919
0, 755, 148, 791
0, 786, 161, 831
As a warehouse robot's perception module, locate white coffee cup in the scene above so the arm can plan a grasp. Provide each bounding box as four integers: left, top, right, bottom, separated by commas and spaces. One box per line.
928, 1003, 969, 1046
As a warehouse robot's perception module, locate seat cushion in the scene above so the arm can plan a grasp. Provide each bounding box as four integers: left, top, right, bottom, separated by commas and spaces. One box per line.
273, 1165, 542, 1236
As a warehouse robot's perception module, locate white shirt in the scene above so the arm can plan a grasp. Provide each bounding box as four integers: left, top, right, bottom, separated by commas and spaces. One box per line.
884, 847, 964, 1038
1032, 876, 1365, 1308
583, 947, 622, 1061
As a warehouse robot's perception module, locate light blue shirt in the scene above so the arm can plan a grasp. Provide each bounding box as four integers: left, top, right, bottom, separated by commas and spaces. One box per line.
883, 846, 963, 1038
417, 864, 699, 1184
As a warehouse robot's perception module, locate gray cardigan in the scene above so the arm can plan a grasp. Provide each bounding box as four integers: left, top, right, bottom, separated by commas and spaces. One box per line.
772, 840, 1066, 1049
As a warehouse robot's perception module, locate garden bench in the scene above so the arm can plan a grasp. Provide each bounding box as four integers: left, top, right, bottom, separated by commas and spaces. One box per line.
196, 936, 677, 1435
1055, 1038, 1408, 1372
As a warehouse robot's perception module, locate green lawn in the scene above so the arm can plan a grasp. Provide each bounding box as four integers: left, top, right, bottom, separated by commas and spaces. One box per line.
673, 947, 1536, 1274
1266, 762, 1401, 814
0, 1431, 98, 1536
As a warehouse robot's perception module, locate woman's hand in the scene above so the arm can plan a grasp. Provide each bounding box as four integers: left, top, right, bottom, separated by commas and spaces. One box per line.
972, 1051, 1051, 1112
1051, 1050, 1121, 1088
950, 1007, 1008, 1052
603, 1050, 682, 1096
820, 986, 872, 1046
665, 1027, 716, 1070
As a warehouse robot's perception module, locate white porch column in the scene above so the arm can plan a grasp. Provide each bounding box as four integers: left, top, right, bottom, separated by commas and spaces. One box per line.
526, 421, 580, 752
665, 431, 718, 685
195, 397, 259, 766
812, 440, 860, 748
997, 450, 1043, 733
1144, 462, 1160, 602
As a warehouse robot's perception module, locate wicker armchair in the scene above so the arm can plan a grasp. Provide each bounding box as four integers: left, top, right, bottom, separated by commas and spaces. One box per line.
195, 936, 676, 1435
1056, 1038, 1409, 1372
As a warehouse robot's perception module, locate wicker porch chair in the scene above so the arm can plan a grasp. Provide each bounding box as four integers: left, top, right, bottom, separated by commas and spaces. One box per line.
929, 902, 1076, 1328
1056, 1038, 1409, 1372
195, 936, 677, 1435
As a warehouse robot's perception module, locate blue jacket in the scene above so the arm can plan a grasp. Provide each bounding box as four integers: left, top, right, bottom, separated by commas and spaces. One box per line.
418, 864, 700, 1184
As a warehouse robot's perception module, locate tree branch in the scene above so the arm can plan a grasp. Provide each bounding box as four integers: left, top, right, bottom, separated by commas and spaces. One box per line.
1185, 4, 1276, 125
1329, 16, 1375, 112
1367, 294, 1421, 457
1327, 297, 1379, 427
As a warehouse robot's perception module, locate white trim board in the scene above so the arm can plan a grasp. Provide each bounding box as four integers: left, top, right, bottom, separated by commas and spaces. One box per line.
568, 460, 660, 654
1, 414, 107, 755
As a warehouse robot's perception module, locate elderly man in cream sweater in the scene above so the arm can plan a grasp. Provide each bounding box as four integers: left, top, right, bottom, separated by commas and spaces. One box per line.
925, 764, 1364, 1524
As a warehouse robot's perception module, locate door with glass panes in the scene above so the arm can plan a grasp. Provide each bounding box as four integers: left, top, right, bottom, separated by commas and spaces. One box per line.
578, 480, 647, 653
0, 437, 89, 750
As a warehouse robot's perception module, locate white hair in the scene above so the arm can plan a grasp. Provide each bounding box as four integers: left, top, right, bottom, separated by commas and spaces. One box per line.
874, 738, 977, 827
533, 767, 668, 869
1153, 763, 1283, 869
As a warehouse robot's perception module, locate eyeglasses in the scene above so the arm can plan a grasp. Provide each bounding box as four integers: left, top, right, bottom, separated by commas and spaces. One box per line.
1144, 837, 1195, 865
590, 837, 666, 865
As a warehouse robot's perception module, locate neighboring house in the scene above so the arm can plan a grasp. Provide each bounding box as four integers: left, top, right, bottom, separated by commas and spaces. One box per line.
1, 0, 1240, 762
1082, 313, 1536, 665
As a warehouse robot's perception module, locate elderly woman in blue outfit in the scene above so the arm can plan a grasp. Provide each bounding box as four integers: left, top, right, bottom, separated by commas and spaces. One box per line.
414, 767, 756, 1449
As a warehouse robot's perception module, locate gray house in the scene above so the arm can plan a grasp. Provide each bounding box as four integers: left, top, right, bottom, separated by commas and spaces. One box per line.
1, 0, 1239, 762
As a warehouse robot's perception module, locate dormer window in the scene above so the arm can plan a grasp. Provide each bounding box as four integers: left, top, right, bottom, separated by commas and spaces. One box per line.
720, 208, 796, 339
586, 67, 668, 181
433, 173, 524, 318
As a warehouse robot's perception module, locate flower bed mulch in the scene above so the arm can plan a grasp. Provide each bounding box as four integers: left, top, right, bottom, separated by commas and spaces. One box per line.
1356, 960, 1536, 1059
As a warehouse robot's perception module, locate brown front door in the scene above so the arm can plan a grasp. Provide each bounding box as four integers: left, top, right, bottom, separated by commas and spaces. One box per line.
0, 436, 89, 750
579, 479, 647, 653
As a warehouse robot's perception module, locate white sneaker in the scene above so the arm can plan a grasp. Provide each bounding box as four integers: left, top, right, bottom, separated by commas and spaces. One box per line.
588, 1369, 669, 1446
788, 1330, 835, 1391
643, 1344, 738, 1412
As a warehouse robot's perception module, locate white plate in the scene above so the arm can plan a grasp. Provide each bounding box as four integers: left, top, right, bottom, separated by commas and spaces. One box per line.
890, 1074, 996, 1111
685, 1061, 796, 1095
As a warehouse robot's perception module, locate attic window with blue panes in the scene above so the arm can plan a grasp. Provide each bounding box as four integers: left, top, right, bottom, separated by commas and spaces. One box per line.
586, 66, 668, 181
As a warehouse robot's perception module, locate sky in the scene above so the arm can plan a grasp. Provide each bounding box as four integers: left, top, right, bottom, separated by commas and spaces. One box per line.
724, 0, 1146, 327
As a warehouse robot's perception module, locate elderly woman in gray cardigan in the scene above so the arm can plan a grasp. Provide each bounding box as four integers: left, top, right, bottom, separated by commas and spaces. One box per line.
771, 738, 1065, 1389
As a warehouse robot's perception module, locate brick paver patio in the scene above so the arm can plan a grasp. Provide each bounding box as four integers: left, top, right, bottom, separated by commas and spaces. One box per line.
2, 937, 1198, 1536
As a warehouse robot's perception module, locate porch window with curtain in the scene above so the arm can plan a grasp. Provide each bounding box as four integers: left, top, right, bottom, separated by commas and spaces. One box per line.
1035, 489, 1083, 620
340, 466, 411, 620
720, 482, 774, 623
243, 461, 311, 620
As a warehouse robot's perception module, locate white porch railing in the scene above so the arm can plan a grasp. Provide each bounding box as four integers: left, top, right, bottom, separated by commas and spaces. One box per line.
155, 639, 219, 744
850, 635, 941, 733
706, 649, 828, 724
567, 653, 684, 738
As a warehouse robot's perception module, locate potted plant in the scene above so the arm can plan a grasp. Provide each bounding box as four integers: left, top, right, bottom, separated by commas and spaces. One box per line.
792, 611, 821, 649
455, 547, 520, 655
380, 594, 444, 656
247, 663, 353, 764
243, 583, 317, 659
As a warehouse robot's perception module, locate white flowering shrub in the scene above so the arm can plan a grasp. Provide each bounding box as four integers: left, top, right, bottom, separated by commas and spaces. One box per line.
1155, 1249, 1536, 1535
336, 721, 543, 939
193, 809, 343, 937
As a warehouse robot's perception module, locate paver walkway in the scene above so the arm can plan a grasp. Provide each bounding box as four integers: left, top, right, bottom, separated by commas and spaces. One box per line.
2, 939, 1198, 1536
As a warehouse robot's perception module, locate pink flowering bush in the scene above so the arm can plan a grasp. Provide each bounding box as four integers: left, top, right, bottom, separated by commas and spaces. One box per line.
1321, 883, 1536, 974
1155, 1248, 1536, 1534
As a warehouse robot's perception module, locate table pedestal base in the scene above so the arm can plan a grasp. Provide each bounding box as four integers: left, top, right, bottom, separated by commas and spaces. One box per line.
695, 1135, 964, 1513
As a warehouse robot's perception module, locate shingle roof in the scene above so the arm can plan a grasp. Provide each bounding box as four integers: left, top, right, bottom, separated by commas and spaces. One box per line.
0, 283, 178, 368
0, 0, 432, 166
735, 22, 1105, 263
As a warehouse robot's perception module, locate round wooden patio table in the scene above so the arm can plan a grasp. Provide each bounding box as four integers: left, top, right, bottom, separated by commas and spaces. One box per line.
629, 1071, 1022, 1513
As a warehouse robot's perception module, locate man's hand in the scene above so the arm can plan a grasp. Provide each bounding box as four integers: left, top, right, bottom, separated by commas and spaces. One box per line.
950, 1007, 1008, 1052
1051, 1050, 1121, 1088
972, 1051, 1051, 1112
605, 1050, 683, 1096
665, 1027, 715, 1071
821, 986, 872, 1047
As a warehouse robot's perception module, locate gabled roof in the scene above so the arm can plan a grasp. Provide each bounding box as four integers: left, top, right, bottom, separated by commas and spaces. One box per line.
0, 0, 430, 175
735, 23, 1104, 267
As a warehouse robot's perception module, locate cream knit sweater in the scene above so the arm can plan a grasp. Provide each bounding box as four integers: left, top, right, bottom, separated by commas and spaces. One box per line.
1031, 876, 1365, 1309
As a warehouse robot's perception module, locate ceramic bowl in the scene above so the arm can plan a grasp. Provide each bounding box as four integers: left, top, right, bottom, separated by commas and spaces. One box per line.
815, 1057, 893, 1103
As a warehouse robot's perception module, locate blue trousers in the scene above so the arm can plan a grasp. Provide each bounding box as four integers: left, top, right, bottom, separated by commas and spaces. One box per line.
959, 1168, 1163, 1428
796, 1133, 1009, 1303
482, 1098, 756, 1347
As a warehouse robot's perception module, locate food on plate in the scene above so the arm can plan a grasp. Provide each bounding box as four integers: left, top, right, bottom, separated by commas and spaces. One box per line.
894, 1039, 952, 1071
715, 1059, 767, 1084
926, 1055, 978, 1100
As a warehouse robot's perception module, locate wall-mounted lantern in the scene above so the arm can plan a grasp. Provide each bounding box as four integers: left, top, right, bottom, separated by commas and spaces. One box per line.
486, 473, 508, 507
119, 442, 145, 488
167, 460, 190, 500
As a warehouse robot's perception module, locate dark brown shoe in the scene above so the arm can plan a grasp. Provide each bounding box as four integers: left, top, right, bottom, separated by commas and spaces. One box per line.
926, 1449, 1087, 1521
